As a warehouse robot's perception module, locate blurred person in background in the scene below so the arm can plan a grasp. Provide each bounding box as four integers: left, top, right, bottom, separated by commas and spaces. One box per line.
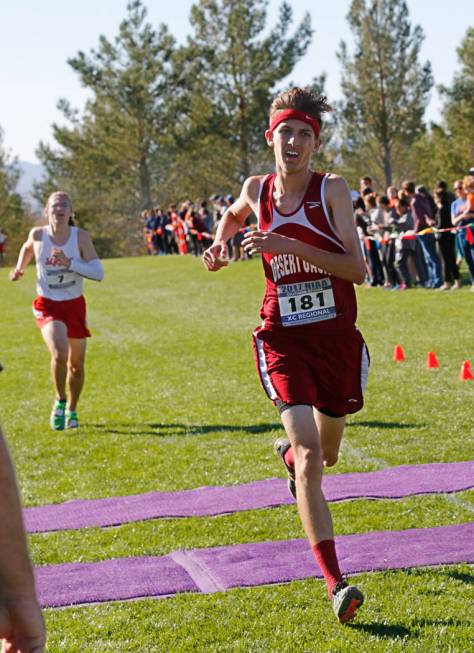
402, 181, 436, 288
434, 189, 460, 290
9, 191, 104, 431
386, 186, 398, 208
0, 227, 6, 266
378, 196, 401, 288
394, 197, 416, 288
451, 178, 474, 290
363, 194, 384, 286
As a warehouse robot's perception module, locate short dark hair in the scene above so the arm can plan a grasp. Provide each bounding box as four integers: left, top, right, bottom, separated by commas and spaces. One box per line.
378, 195, 389, 206
365, 194, 377, 208
435, 180, 448, 191
402, 181, 416, 194
269, 87, 332, 127
396, 197, 410, 209
435, 189, 449, 206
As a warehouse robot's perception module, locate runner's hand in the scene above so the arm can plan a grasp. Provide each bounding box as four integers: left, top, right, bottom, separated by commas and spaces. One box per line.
241, 230, 293, 256
8, 269, 23, 281
0, 597, 46, 653
202, 242, 229, 271
51, 248, 71, 268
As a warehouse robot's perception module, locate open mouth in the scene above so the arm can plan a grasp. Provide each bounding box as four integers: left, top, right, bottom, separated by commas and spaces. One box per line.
285, 150, 299, 160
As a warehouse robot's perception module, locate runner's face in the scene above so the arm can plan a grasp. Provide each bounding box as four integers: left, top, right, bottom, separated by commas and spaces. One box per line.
267, 119, 319, 173
48, 195, 71, 226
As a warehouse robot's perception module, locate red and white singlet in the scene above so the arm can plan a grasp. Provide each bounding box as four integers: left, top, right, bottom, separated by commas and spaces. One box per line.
36, 227, 84, 301
258, 171, 357, 333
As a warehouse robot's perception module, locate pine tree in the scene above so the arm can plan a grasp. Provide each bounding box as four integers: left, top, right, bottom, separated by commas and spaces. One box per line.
437, 27, 474, 179
36, 0, 177, 256
0, 128, 31, 265
181, 0, 313, 182
410, 28, 474, 188
337, 0, 433, 188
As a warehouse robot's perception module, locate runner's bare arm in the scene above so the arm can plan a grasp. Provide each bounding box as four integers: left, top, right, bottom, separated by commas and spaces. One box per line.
241, 175, 366, 284
52, 230, 104, 281
78, 229, 100, 263
9, 229, 41, 281
0, 426, 46, 652
203, 176, 261, 271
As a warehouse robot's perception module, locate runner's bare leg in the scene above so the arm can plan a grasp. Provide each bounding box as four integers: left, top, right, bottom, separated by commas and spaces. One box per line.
41, 321, 68, 401
67, 338, 87, 411
315, 410, 346, 468
281, 405, 333, 543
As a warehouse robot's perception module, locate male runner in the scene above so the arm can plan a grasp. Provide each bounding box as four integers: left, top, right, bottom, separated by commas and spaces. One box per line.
10, 192, 104, 430
203, 87, 369, 624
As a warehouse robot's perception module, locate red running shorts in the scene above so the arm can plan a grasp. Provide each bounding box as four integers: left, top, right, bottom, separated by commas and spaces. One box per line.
252, 325, 369, 416
32, 295, 91, 339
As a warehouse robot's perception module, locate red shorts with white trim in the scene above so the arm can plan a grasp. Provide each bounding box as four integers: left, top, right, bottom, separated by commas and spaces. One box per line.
32, 295, 91, 339
252, 326, 369, 416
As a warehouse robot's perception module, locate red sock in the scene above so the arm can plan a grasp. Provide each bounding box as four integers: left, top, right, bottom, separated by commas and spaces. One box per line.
312, 539, 344, 597
283, 446, 294, 469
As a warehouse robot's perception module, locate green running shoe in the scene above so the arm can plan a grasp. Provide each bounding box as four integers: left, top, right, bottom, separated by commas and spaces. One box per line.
66, 410, 79, 429
50, 400, 66, 431
332, 582, 364, 624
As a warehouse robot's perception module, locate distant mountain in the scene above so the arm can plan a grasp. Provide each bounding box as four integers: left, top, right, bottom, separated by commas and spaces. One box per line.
16, 161, 46, 212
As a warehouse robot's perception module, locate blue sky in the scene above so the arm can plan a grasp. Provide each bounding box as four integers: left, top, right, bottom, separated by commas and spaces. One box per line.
0, 0, 470, 162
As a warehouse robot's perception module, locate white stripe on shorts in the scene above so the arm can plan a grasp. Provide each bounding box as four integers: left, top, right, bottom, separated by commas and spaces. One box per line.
254, 332, 278, 401
360, 343, 370, 392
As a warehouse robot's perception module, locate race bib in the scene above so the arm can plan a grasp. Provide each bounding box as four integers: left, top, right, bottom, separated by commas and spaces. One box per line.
46, 267, 77, 290
277, 278, 336, 327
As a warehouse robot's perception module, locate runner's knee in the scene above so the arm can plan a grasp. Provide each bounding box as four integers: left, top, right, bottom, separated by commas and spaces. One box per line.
68, 361, 84, 377
323, 450, 339, 467
294, 445, 323, 481
51, 348, 68, 365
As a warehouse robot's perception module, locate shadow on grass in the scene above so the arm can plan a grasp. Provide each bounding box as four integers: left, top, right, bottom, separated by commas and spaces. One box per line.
443, 570, 474, 585
349, 622, 411, 638
347, 420, 425, 429
410, 618, 466, 627
351, 615, 467, 639
88, 422, 282, 437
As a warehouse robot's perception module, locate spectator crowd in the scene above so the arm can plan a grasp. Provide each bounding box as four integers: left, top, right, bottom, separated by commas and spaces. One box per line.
141, 169, 474, 291
353, 171, 474, 290
141, 195, 256, 262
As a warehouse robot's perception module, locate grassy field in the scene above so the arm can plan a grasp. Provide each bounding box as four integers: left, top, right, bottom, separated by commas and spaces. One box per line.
1, 255, 473, 653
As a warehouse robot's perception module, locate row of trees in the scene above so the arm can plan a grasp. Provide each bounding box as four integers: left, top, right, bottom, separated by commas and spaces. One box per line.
1, 0, 473, 259
0, 130, 34, 263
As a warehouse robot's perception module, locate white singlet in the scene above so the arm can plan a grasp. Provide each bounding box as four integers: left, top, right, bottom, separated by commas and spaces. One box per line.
36, 227, 84, 300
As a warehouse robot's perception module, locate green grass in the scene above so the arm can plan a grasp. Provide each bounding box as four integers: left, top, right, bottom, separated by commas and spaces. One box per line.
1, 256, 473, 652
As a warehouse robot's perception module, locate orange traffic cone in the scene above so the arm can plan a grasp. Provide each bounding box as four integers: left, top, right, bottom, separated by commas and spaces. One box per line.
426, 351, 439, 369
459, 360, 473, 381
393, 344, 405, 362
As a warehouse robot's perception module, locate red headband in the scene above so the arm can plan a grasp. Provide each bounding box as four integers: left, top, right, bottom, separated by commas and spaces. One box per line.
269, 109, 320, 138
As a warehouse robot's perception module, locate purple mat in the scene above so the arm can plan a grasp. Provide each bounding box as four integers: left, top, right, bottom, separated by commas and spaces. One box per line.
183, 522, 474, 592
35, 522, 474, 607
35, 555, 199, 608
24, 461, 474, 533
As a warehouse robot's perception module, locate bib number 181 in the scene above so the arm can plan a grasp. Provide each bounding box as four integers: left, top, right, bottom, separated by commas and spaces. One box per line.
288, 292, 325, 312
